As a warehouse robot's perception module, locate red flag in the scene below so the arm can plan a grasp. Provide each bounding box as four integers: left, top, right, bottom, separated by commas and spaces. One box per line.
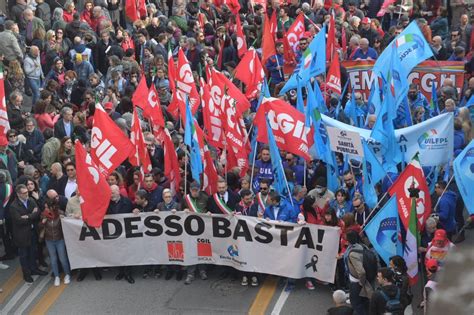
202, 145, 218, 195
132, 76, 148, 107
212, 70, 250, 116
286, 14, 305, 51
137, 85, 165, 128
129, 108, 152, 173
377, 0, 396, 17
176, 49, 200, 114
235, 15, 248, 58
326, 54, 342, 95
282, 34, 297, 77
197, 13, 206, 30
167, 50, 180, 119
163, 128, 181, 193
234, 49, 265, 100
388, 156, 432, 230
125, 0, 139, 22
261, 14, 276, 70
224, 0, 241, 15
326, 14, 336, 63
270, 11, 277, 39
91, 104, 134, 176
0, 70, 10, 135
254, 97, 314, 161
201, 78, 225, 148
75, 141, 111, 228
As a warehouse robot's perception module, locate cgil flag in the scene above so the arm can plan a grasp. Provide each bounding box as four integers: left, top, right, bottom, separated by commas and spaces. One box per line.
75, 141, 111, 228
0, 68, 10, 137
453, 140, 474, 215
129, 108, 152, 173
364, 195, 401, 265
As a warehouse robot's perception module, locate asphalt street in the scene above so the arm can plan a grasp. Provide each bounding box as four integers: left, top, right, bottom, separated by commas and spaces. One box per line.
0, 221, 472, 314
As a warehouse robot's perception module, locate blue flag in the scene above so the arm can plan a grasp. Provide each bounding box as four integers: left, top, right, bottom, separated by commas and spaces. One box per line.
363, 140, 387, 184
296, 77, 305, 113
453, 140, 474, 215
184, 98, 203, 184
362, 141, 379, 209
344, 89, 358, 127
306, 81, 327, 114
364, 195, 401, 265
371, 65, 403, 173
266, 118, 290, 199
280, 26, 326, 94
336, 80, 350, 120
249, 80, 271, 163
372, 21, 434, 79
429, 83, 439, 118
366, 80, 381, 124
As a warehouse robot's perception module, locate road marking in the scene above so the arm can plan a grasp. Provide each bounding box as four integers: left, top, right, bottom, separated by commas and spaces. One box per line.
1, 275, 38, 313
248, 276, 278, 315
0, 267, 22, 304
29, 280, 68, 315
16, 275, 51, 314
270, 284, 290, 315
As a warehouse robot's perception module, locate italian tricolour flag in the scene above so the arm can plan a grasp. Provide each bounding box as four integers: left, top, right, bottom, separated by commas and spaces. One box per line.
395, 34, 414, 47
405, 196, 420, 285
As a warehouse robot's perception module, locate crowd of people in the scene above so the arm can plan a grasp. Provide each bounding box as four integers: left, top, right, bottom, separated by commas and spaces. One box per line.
0, 0, 473, 314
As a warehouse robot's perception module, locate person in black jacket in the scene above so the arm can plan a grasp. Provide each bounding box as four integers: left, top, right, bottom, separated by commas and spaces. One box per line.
369, 268, 404, 315
7, 129, 34, 174
206, 177, 241, 214
7, 91, 26, 132
10, 184, 48, 283
107, 185, 135, 283
22, 118, 45, 164
0, 136, 18, 183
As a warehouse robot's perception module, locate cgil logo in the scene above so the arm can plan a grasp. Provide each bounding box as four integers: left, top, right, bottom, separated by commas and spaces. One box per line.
417, 129, 448, 149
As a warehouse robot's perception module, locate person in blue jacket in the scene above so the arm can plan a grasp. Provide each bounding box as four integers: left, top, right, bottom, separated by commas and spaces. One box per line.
434, 180, 457, 239
263, 191, 293, 222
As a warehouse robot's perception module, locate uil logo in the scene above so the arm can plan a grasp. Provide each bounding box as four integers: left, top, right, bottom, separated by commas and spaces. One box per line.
227, 245, 239, 257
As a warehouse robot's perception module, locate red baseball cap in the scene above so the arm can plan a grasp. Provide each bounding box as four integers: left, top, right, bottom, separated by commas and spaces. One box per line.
433, 229, 447, 243
0, 135, 8, 146
103, 102, 113, 110
362, 17, 371, 24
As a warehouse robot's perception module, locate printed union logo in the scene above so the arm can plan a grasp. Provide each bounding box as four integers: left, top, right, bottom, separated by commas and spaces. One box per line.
197, 239, 212, 257
167, 241, 184, 262
227, 245, 239, 257
339, 131, 347, 137
417, 129, 448, 150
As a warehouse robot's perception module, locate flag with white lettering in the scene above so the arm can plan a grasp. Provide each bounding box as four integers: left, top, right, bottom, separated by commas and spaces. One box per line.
91, 104, 134, 176
254, 97, 314, 161
163, 128, 181, 193
75, 141, 111, 228
129, 108, 152, 173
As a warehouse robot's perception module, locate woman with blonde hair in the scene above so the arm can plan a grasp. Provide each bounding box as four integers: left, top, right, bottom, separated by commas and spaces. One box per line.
458, 107, 473, 142
6, 60, 25, 94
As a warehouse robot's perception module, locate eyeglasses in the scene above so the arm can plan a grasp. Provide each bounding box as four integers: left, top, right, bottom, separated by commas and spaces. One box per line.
286, 158, 292, 161
66, 168, 75, 172
8, 134, 17, 138
353, 203, 362, 209
260, 187, 268, 191
451, 33, 459, 37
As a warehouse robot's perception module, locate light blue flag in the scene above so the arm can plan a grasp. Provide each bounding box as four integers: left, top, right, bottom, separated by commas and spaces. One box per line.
344, 89, 358, 127
280, 26, 326, 94
362, 141, 379, 209
371, 63, 404, 173
184, 97, 203, 184
336, 80, 350, 120
429, 83, 439, 118
327, 151, 339, 193
306, 81, 327, 114
364, 195, 401, 265
372, 21, 434, 79
363, 140, 386, 184
296, 77, 305, 113
306, 97, 331, 165
453, 140, 474, 215
424, 166, 439, 194
366, 80, 381, 125
249, 79, 271, 163
266, 118, 290, 199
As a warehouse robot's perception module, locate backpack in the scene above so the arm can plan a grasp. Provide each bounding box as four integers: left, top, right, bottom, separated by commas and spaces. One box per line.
351, 246, 378, 283
380, 288, 404, 314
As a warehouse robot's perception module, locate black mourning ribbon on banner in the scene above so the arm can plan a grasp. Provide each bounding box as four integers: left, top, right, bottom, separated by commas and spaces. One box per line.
305, 255, 318, 272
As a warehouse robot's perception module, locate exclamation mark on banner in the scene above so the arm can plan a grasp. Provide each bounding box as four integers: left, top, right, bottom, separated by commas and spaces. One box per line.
316, 230, 324, 251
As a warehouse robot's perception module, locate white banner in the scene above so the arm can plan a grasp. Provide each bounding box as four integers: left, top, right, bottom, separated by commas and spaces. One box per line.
322, 113, 454, 166
327, 126, 364, 157
62, 212, 340, 282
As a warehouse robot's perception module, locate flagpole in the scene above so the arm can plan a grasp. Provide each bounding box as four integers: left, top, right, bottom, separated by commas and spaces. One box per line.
184, 149, 188, 194
361, 190, 390, 228
249, 139, 258, 190
303, 160, 307, 188
432, 173, 455, 212
280, 159, 294, 206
